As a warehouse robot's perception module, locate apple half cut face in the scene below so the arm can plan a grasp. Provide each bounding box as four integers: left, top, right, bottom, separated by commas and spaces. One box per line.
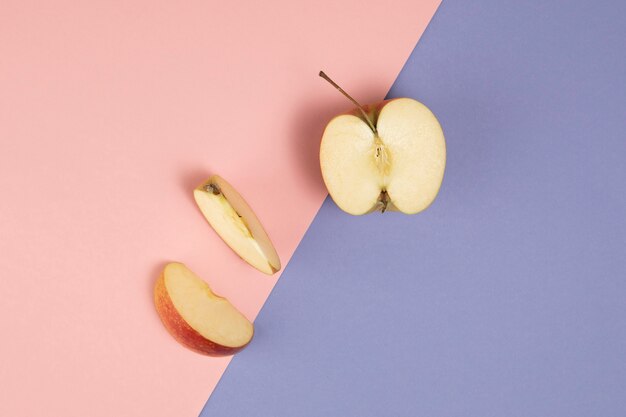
320, 98, 446, 215
154, 262, 254, 356
193, 175, 281, 275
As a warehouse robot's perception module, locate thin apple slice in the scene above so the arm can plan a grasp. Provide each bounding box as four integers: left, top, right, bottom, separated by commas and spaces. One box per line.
193, 175, 280, 275
154, 262, 253, 356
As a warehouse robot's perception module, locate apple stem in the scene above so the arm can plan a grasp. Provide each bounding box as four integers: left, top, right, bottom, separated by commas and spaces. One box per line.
319, 71, 377, 133
379, 190, 389, 213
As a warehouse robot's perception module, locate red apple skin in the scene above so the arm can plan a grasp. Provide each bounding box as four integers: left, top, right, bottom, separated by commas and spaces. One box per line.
154, 273, 252, 356
348, 99, 396, 125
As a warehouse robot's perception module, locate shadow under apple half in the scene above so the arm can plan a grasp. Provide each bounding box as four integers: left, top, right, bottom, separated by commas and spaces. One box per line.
154, 262, 254, 356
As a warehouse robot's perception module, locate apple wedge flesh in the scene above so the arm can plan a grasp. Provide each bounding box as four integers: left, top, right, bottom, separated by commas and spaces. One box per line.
193, 175, 281, 275
154, 262, 253, 356
320, 98, 446, 215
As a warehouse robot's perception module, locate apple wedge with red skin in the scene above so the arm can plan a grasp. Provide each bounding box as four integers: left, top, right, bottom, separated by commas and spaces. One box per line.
154, 262, 253, 356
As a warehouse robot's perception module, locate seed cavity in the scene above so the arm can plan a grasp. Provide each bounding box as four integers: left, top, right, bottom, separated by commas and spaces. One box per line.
373, 136, 391, 176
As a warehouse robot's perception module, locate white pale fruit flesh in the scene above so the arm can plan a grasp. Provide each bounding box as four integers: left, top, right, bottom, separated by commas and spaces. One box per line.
320, 98, 446, 215
194, 175, 281, 274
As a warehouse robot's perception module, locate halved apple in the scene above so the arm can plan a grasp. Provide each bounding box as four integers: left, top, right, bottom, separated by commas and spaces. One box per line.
193, 175, 281, 275
154, 262, 254, 356
319, 71, 446, 215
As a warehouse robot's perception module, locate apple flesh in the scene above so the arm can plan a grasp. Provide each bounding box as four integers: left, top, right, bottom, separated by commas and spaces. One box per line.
319, 73, 446, 215
193, 175, 281, 275
154, 262, 254, 356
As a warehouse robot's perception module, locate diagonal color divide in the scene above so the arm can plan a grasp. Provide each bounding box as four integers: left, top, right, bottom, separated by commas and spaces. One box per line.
201, 0, 626, 415
0, 1, 440, 415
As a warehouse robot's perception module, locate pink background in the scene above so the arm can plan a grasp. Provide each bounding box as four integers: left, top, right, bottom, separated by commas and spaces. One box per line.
0, 1, 439, 415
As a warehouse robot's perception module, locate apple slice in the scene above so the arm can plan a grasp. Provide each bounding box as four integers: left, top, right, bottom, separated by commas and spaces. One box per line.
319, 71, 446, 215
193, 175, 281, 275
154, 262, 254, 356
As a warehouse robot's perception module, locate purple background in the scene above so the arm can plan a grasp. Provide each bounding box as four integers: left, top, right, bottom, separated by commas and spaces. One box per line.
201, 0, 626, 415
